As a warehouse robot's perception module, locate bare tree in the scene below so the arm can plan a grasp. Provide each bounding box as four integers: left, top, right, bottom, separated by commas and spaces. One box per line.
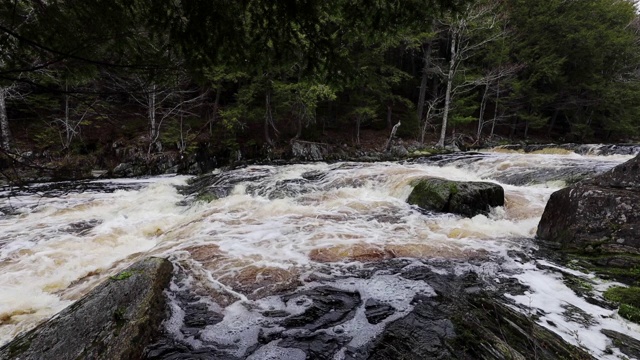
420, 95, 444, 144
0, 86, 12, 151
436, 1, 504, 148
385, 120, 401, 151
108, 72, 207, 155
264, 86, 278, 147
48, 81, 100, 150
475, 64, 522, 140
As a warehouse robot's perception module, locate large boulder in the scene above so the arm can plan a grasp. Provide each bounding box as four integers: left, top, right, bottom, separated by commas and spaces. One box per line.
407, 178, 504, 217
0, 257, 173, 360
537, 154, 640, 257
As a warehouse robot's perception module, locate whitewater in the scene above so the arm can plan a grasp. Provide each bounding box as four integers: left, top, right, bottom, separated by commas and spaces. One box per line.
0, 149, 638, 359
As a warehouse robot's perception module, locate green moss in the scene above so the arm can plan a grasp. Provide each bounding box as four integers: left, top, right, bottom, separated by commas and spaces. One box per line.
113, 307, 127, 323
110, 270, 134, 281
410, 150, 432, 157
196, 192, 217, 203
564, 253, 640, 286
604, 286, 640, 308
113, 306, 128, 335
407, 179, 451, 211
564, 174, 586, 185
6, 337, 32, 358
604, 286, 640, 324
563, 274, 594, 296
619, 304, 640, 323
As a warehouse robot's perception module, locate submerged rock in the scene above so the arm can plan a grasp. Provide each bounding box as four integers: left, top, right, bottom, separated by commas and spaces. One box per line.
407, 178, 504, 217
0, 257, 173, 360
537, 154, 640, 259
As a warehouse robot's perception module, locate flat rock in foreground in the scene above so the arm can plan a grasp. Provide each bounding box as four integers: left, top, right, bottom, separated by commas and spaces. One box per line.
0, 257, 173, 360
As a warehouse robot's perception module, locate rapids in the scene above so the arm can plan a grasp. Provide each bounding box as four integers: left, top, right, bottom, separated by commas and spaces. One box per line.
1, 150, 639, 359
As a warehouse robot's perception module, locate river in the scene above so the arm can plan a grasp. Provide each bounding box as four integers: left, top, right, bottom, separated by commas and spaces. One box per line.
1, 149, 639, 359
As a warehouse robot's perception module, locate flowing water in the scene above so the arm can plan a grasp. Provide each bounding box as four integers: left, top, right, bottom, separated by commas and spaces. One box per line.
0, 150, 639, 359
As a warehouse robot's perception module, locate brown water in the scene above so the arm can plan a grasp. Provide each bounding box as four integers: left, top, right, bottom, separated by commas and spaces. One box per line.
0, 151, 638, 359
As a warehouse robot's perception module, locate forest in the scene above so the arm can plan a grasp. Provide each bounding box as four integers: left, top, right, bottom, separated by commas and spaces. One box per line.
1, 0, 640, 168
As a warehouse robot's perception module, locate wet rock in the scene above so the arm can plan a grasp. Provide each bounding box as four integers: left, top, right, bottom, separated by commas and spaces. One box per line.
364, 299, 395, 324
0, 257, 173, 360
389, 145, 409, 158
601, 329, 640, 359
279, 333, 350, 360
60, 219, 102, 235
537, 154, 640, 264
449, 296, 596, 360
178, 167, 273, 200
282, 286, 362, 331
113, 162, 143, 177
145, 259, 596, 360
261, 310, 290, 318
365, 296, 456, 360
291, 140, 332, 161
493, 167, 596, 186
491, 143, 640, 156
300, 170, 325, 181
217, 265, 302, 300
247, 178, 311, 199
145, 340, 233, 360
182, 302, 223, 329
308, 244, 392, 263
407, 177, 504, 217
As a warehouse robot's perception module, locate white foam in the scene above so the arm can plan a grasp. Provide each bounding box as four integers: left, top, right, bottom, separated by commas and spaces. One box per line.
2, 155, 638, 358
246, 343, 306, 360
0, 176, 189, 345
506, 261, 640, 359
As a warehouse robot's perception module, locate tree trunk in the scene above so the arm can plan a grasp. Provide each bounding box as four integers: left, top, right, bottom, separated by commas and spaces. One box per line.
355, 115, 361, 146
420, 102, 431, 145
490, 81, 499, 139
264, 89, 274, 147
477, 83, 490, 140
293, 100, 305, 140
509, 118, 517, 139
386, 105, 392, 129
294, 113, 303, 140
437, 31, 457, 148
416, 42, 432, 125
148, 84, 158, 153
547, 109, 559, 137
210, 85, 221, 135
0, 88, 11, 151
385, 121, 401, 151
64, 82, 71, 149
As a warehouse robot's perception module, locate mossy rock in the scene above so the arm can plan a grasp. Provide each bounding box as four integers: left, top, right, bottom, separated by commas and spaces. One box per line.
561, 253, 640, 286
537, 154, 640, 262
195, 191, 218, 203
604, 286, 640, 323
408, 178, 504, 217
0, 257, 173, 360
407, 178, 451, 212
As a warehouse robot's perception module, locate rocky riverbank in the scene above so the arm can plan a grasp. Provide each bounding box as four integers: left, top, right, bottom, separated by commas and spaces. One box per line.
2, 148, 640, 359
537, 153, 640, 339
0, 258, 172, 360
0, 256, 599, 360
4, 140, 638, 187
